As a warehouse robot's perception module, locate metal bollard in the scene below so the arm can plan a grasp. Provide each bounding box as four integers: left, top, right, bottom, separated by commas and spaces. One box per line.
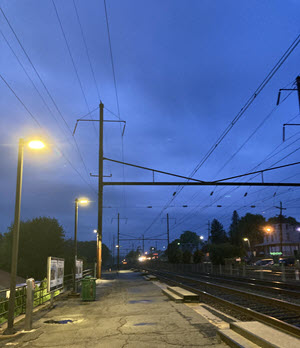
295, 269, 299, 281
25, 278, 35, 331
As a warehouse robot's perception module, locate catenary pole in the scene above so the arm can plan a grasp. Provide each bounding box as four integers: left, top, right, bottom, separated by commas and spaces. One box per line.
97, 102, 104, 278
117, 213, 120, 271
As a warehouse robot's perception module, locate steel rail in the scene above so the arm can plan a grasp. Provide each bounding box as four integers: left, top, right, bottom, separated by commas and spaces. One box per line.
182, 272, 300, 299
147, 269, 300, 338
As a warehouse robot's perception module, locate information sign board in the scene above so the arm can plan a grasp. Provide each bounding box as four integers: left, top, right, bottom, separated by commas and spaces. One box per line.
47, 257, 65, 292
75, 259, 83, 279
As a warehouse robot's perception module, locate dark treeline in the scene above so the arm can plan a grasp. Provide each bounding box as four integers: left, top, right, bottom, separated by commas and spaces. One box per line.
0, 217, 111, 280
166, 211, 299, 265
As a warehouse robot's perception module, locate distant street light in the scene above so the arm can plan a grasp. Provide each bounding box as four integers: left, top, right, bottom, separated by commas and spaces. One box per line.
5, 138, 45, 334
243, 238, 251, 251
73, 198, 89, 293
264, 226, 273, 233
199, 236, 204, 240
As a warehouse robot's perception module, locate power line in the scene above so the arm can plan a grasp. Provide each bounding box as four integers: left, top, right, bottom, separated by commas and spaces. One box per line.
103, 0, 126, 211
142, 33, 300, 237
51, 0, 97, 135
72, 0, 101, 100
103, 0, 120, 119
0, 72, 97, 196
0, 6, 95, 187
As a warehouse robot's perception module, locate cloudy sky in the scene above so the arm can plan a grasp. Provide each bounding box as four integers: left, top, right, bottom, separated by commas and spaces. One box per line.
0, 0, 300, 255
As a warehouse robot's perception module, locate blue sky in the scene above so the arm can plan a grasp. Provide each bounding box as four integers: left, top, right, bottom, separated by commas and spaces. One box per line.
0, 0, 300, 255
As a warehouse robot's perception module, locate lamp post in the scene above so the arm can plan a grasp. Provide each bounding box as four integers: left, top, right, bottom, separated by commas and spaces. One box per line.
243, 238, 251, 250
4, 139, 45, 335
73, 198, 89, 294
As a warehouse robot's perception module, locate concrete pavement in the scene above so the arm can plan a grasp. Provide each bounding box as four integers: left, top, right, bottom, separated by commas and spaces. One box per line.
1, 270, 228, 348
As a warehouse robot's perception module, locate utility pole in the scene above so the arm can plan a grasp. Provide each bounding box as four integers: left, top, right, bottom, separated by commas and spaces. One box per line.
207, 220, 211, 242
97, 102, 104, 279
142, 234, 145, 253
167, 213, 170, 250
112, 235, 115, 267
275, 201, 286, 254
117, 213, 120, 271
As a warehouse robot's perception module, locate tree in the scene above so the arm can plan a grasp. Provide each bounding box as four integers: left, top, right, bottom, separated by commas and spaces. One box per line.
77, 241, 111, 268
209, 243, 242, 265
167, 239, 183, 263
210, 219, 227, 244
182, 250, 192, 264
268, 216, 299, 225
126, 249, 140, 263
193, 250, 204, 263
238, 213, 265, 247
0, 217, 65, 279
229, 210, 240, 246
180, 230, 199, 245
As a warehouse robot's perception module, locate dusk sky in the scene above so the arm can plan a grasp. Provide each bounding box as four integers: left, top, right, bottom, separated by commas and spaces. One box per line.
1, 0, 300, 256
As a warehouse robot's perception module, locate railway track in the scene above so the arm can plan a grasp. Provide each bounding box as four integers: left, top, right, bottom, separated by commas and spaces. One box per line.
145, 268, 300, 338
178, 271, 300, 301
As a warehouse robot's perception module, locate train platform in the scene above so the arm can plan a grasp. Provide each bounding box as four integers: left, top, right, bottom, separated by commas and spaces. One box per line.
1, 270, 228, 348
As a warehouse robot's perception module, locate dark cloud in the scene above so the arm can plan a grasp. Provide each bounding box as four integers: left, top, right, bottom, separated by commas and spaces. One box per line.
1, 0, 300, 252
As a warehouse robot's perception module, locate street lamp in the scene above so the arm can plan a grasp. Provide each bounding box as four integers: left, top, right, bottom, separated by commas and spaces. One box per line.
200, 236, 204, 240
73, 197, 89, 294
243, 238, 251, 250
5, 138, 45, 334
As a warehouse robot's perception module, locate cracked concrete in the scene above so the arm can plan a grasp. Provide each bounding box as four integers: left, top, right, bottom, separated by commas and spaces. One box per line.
0, 271, 228, 348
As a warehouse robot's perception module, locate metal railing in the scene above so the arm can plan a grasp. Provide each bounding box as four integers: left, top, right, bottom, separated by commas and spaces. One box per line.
0, 269, 92, 325
144, 261, 300, 282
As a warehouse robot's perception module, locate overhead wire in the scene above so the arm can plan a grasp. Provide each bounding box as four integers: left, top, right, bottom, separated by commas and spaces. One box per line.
0, 73, 97, 195
72, 0, 101, 101
0, 6, 95, 188
103, 0, 126, 211
51, 0, 98, 136
142, 33, 300, 238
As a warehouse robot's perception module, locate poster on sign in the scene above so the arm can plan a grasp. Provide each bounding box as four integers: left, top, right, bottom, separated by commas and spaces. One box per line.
47, 257, 65, 292
75, 259, 83, 279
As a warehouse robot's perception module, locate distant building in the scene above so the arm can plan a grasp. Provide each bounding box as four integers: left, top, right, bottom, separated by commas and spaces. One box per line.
255, 223, 300, 256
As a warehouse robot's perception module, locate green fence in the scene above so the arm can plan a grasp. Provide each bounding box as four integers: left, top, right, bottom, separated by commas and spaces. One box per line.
0, 269, 92, 325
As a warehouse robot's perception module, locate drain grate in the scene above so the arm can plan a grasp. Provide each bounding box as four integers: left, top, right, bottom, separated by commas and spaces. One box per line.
44, 319, 73, 324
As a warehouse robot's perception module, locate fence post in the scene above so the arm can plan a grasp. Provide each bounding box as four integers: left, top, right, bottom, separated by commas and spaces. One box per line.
24, 278, 34, 331
242, 264, 246, 277
50, 292, 54, 309
281, 264, 286, 282
260, 270, 264, 279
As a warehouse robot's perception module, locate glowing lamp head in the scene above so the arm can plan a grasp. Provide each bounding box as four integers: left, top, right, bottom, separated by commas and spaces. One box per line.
243, 238, 249, 241
93, 229, 97, 233
78, 198, 89, 205
28, 140, 45, 149
264, 226, 273, 233
200, 236, 204, 240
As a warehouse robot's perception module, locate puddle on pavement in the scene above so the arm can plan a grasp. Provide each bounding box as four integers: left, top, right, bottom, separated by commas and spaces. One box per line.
129, 299, 152, 304
134, 322, 156, 326
44, 319, 73, 324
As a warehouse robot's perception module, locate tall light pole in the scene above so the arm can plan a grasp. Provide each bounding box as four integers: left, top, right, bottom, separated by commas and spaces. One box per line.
243, 238, 251, 252
73, 198, 89, 293
4, 139, 45, 335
